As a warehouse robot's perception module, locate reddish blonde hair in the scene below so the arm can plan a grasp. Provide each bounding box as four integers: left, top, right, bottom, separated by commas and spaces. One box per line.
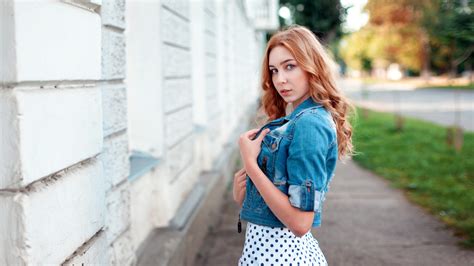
260, 25, 355, 159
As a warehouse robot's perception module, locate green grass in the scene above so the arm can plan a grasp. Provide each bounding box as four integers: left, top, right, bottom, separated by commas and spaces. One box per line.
416, 84, 474, 90
351, 108, 474, 248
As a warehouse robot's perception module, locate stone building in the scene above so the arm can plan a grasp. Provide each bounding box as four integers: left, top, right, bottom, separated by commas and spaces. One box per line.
0, 0, 278, 264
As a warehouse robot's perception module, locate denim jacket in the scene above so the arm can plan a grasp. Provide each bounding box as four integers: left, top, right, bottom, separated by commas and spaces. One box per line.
239, 97, 338, 229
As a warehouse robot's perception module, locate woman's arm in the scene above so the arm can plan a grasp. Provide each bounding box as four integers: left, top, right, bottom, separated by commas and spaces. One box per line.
245, 159, 314, 237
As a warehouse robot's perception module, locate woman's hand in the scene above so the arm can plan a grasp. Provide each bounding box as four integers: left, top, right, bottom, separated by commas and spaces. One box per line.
233, 167, 247, 207
238, 128, 270, 172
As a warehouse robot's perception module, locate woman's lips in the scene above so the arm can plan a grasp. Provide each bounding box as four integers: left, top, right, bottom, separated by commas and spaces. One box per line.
280, 89, 291, 96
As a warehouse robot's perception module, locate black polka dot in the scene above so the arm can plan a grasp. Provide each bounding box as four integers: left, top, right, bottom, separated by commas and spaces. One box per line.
239, 222, 326, 265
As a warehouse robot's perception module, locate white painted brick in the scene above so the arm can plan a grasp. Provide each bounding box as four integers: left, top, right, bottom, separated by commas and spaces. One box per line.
11, 1, 101, 82
0, 1, 15, 83
207, 96, 220, 119
0, 193, 24, 265
208, 111, 219, 129
0, 90, 21, 187
102, 29, 126, 80
166, 159, 196, 202
204, 11, 215, 34
130, 170, 158, 249
63, 231, 109, 265
204, 0, 215, 15
163, 44, 191, 77
1, 160, 105, 264
100, 132, 130, 191
106, 183, 131, 245
102, 0, 125, 29
162, 7, 190, 48
102, 85, 127, 136
0, 87, 103, 189
163, 78, 192, 113
204, 34, 217, 56
165, 106, 193, 148
167, 134, 194, 179
206, 75, 217, 97
205, 56, 217, 75
161, 0, 190, 19
109, 230, 136, 266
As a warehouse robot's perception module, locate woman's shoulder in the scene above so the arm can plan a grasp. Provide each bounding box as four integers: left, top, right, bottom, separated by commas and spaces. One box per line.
290, 107, 336, 145
292, 106, 334, 129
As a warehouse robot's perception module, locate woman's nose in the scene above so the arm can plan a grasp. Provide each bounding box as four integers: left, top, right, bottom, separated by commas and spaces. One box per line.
276, 72, 287, 84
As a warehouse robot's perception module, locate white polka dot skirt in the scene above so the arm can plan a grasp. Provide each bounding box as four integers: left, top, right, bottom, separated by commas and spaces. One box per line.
238, 222, 328, 266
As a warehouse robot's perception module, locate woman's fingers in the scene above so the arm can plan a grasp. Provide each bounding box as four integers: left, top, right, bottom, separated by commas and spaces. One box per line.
235, 168, 246, 178
256, 128, 270, 142
237, 167, 246, 175
234, 167, 246, 178
246, 128, 260, 135
243, 128, 260, 139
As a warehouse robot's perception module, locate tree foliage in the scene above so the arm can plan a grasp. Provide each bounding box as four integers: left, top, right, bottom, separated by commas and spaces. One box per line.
340, 0, 473, 75
421, 0, 474, 74
279, 0, 348, 44
341, 0, 427, 73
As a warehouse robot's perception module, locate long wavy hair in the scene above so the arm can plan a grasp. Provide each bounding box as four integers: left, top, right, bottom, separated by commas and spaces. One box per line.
260, 25, 355, 159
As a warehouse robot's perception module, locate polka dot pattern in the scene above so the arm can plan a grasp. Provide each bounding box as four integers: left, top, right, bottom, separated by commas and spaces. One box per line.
238, 222, 328, 265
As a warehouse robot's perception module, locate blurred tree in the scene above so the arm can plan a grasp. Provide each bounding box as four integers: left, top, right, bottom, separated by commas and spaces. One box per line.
364, 0, 427, 72
340, 0, 431, 73
279, 0, 348, 44
421, 0, 474, 76
339, 26, 374, 73
340, 0, 473, 76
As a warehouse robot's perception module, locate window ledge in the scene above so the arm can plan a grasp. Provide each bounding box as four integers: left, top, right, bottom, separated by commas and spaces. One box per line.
128, 150, 160, 182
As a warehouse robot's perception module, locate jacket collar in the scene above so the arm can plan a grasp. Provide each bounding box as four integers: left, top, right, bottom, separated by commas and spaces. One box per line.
286, 97, 322, 119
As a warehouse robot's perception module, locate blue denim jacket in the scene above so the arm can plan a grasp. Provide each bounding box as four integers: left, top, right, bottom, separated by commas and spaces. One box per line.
240, 97, 338, 229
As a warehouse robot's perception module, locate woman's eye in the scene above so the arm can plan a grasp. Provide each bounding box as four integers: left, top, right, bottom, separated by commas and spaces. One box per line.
270, 69, 277, 75
286, 64, 295, 70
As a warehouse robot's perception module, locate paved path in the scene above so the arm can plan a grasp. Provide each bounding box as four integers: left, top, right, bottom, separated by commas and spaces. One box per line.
193, 160, 474, 266
338, 79, 474, 132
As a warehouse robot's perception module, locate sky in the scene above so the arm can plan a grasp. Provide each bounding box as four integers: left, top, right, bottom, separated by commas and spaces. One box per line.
340, 0, 369, 32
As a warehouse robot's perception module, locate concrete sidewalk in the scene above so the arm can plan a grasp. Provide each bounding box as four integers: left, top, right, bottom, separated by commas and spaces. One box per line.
193, 160, 474, 266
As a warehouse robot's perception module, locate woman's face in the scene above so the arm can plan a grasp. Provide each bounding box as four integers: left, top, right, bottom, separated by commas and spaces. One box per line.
268, 45, 310, 109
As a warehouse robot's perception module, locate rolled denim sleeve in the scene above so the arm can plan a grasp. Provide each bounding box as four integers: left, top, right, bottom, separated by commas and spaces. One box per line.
287, 112, 333, 212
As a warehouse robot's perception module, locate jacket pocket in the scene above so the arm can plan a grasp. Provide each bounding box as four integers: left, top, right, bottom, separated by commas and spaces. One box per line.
263, 134, 282, 153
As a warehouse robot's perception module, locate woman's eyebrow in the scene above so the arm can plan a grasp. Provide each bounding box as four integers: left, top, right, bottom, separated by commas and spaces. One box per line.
269, 58, 295, 68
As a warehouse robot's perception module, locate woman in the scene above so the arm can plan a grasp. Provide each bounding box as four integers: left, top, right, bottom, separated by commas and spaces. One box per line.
233, 25, 354, 265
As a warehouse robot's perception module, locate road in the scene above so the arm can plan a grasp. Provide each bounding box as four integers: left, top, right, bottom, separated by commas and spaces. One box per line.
338, 79, 474, 132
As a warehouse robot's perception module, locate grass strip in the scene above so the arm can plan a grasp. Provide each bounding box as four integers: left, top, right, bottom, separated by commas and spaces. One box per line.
416, 84, 474, 90
351, 108, 474, 248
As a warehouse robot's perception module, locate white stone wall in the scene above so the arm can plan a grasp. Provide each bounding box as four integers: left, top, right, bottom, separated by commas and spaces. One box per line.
0, 0, 134, 264
126, 0, 265, 252
100, 0, 135, 264
1, 0, 275, 264
126, 0, 199, 248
